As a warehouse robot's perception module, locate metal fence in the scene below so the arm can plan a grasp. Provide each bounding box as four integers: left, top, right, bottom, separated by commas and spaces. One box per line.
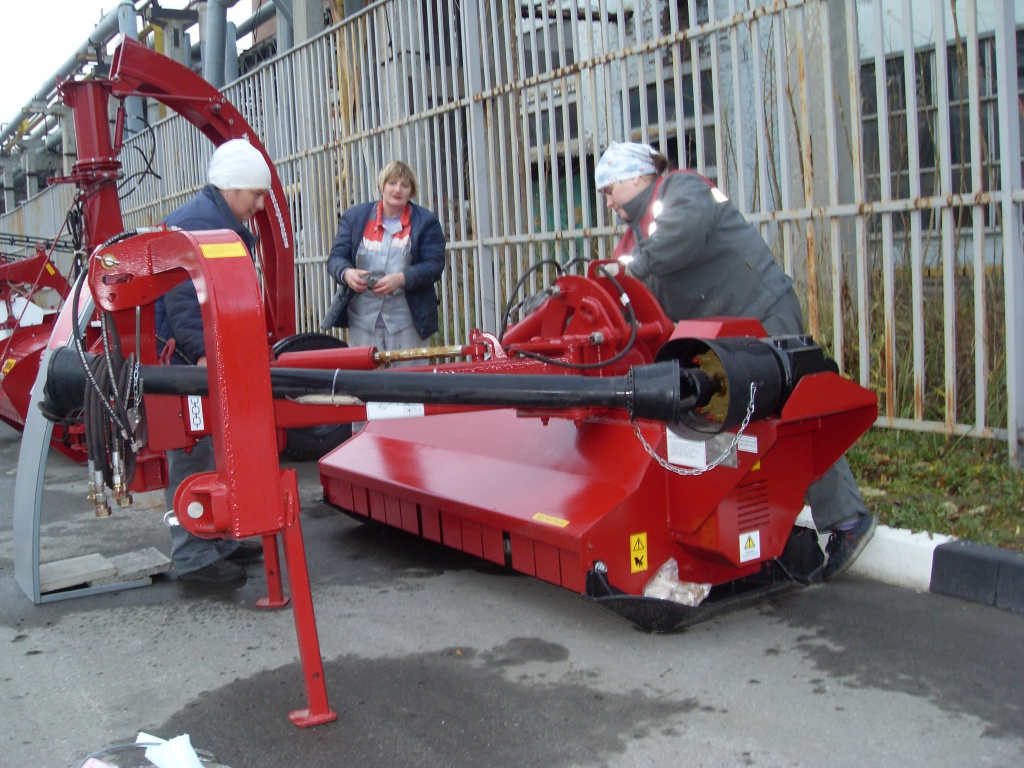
5, 0, 1024, 460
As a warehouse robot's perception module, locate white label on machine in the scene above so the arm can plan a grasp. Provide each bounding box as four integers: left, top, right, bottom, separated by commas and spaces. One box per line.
737, 435, 758, 454
739, 530, 762, 562
666, 432, 707, 469
666, 431, 740, 470
187, 396, 205, 431
366, 402, 425, 420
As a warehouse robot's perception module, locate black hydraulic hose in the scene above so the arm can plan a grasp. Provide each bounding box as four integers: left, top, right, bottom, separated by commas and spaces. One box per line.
498, 259, 563, 341
511, 265, 639, 371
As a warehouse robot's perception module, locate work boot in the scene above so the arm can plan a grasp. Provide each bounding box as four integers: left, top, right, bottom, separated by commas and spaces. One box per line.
822, 513, 877, 580
225, 540, 265, 565
177, 559, 246, 584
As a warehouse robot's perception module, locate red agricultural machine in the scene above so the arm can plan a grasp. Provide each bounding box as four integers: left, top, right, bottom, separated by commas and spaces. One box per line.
16, 39, 877, 727
0, 246, 72, 440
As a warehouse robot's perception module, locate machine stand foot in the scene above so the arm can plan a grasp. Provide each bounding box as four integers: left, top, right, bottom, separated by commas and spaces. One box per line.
288, 708, 338, 728
256, 595, 291, 609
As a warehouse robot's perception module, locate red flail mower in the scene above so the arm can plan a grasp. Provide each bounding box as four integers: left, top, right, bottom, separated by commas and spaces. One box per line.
25, 40, 876, 727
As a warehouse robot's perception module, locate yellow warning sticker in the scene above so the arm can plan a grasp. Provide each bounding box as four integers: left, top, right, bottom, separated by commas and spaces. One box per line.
532, 513, 570, 528
45, 262, 55, 275
201, 242, 248, 259
2, 358, 15, 374
739, 530, 761, 563
630, 532, 648, 573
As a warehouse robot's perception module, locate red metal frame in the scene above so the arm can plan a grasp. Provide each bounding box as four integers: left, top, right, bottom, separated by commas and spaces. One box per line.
88, 227, 335, 727
12, 39, 326, 725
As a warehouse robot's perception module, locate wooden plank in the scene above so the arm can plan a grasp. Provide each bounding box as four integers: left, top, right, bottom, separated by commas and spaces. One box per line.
89, 548, 172, 586
39, 553, 117, 593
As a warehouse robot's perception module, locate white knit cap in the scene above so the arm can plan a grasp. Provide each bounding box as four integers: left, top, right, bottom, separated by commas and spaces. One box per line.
208, 139, 272, 190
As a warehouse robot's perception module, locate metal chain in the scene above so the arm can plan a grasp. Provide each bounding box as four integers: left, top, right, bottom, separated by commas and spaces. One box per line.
631, 382, 758, 477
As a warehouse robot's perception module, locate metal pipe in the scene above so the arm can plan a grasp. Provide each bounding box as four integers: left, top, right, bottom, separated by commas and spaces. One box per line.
203, 0, 228, 87
224, 22, 240, 83
43, 349, 701, 425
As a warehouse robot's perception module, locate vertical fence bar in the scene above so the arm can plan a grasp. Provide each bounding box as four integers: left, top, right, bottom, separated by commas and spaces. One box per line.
994, 1, 1024, 464
463, 0, 497, 331
816, 0, 844, 367
901, 0, 925, 423
931, 1, 957, 432
773, 9, 795, 285
795, 5, 819, 336
8, 0, 1023, 456
727, 0, 747, 207
689, 0, 709, 175
964, 0, 988, 432
871, 0, 897, 422
750, 13, 770, 214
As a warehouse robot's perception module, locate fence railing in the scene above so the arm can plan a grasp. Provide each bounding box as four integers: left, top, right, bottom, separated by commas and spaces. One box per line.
4, 0, 1024, 460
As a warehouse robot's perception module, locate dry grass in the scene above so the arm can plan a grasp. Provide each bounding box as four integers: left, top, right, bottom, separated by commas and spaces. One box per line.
847, 427, 1024, 551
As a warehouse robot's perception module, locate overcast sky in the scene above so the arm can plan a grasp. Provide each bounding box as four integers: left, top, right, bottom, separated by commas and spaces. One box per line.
0, 1, 252, 131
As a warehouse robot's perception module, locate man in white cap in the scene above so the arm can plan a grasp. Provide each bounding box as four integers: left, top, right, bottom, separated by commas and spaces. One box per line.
155, 138, 272, 584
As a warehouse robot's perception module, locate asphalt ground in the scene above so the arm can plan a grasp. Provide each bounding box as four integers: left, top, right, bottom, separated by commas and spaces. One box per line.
1, 422, 1022, 768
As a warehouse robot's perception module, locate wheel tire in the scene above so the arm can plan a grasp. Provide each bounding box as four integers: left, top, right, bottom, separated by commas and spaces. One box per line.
273, 332, 354, 461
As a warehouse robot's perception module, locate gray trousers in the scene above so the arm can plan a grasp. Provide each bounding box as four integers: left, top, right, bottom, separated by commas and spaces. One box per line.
805, 457, 867, 531
164, 437, 239, 574
762, 293, 868, 532
348, 324, 425, 432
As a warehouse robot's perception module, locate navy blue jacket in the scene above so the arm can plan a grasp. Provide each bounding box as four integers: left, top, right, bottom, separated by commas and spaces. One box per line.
155, 185, 257, 364
321, 200, 446, 338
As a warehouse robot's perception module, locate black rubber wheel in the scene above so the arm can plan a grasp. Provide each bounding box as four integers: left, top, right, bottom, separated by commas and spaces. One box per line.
273, 332, 354, 461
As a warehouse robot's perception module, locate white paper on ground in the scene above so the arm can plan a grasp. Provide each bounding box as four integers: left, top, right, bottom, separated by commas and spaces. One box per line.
136, 732, 204, 768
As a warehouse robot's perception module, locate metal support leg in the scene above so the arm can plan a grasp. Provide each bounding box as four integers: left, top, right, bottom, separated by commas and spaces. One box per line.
279, 470, 336, 727
256, 532, 290, 608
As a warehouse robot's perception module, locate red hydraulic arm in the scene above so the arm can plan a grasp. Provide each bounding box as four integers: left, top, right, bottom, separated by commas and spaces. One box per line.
57, 37, 295, 343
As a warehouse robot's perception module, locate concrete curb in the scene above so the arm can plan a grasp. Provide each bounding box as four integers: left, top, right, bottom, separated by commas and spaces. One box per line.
795, 509, 1024, 615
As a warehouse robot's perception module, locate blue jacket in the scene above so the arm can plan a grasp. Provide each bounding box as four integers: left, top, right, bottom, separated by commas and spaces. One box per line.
155, 185, 257, 364
321, 200, 447, 338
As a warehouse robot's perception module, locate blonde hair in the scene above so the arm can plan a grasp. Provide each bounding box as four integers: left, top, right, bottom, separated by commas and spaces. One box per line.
378, 161, 418, 198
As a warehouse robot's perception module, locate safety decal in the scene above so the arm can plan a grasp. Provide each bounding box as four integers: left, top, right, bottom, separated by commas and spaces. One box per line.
45, 262, 55, 275
200, 242, 248, 259
739, 530, 761, 563
630, 532, 648, 573
532, 513, 570, 528
187, 395, 205, 431
2, 358, 15, 375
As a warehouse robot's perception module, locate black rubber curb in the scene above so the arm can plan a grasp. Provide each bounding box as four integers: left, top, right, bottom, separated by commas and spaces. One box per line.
930, 540, 1024, 615
798, 510, 1023, 616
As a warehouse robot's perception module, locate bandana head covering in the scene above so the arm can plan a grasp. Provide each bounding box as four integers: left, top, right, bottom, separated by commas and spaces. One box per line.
595, 142, 658, 191
208, 139, 272, 190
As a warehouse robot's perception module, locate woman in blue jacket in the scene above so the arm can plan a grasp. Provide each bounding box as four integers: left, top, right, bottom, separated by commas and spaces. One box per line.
322, 161, 447, 354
